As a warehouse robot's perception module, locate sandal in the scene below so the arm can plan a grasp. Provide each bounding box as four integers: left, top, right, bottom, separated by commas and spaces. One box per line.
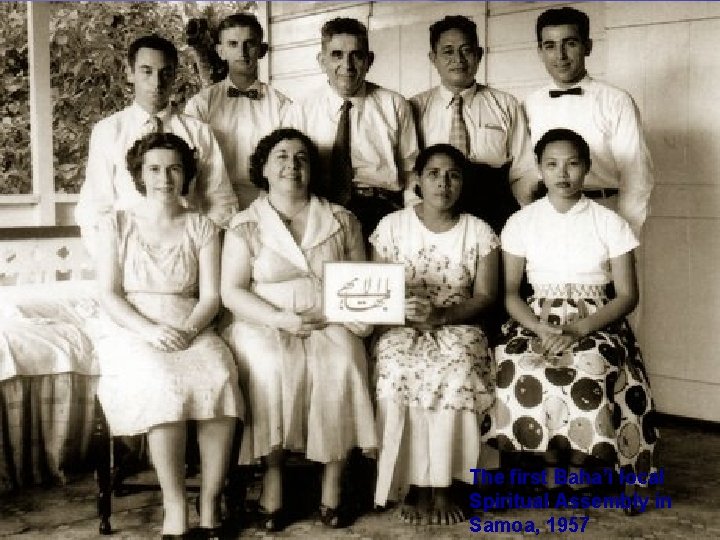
319, 504, 344, 529
258, 506, 284, 532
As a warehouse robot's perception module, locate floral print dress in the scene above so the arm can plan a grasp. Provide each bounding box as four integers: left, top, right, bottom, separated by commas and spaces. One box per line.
370, 206, 498, 505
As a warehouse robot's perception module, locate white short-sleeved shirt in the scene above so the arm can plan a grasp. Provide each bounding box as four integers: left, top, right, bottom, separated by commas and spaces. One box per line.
370, 206, 498, 307
501, 196, 638, 286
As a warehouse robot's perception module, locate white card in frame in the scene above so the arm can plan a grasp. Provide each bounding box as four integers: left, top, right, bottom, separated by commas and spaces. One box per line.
322, 261, 405, 324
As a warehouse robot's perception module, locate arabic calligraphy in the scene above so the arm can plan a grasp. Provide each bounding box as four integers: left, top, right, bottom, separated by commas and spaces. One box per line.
337, 276, 391, 312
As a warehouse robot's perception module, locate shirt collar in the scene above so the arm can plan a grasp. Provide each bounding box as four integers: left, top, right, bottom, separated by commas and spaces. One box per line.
223, 77, 264, 97
541, 194, 590, 216
325, 81, 367, 114
548, 74, 592, 92
130, 101, 173, 124
438, 82, 478, 108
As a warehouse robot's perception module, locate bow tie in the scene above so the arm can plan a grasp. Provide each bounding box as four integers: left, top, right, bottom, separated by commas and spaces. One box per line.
227, 87, 260, 99
549, 87, 583, 98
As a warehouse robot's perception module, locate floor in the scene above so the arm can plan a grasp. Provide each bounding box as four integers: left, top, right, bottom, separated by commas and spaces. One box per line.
1, 417, 719, 539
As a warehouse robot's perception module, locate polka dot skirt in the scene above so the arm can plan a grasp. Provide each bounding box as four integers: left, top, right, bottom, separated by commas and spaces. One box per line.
492, 296, 658, 477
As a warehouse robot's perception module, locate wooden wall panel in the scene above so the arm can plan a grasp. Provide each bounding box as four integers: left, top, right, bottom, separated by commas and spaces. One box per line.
606, 1, 720, 28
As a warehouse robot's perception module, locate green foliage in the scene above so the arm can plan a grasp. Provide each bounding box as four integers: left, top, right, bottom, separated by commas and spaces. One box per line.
0, 2, 31, 194
0, 1, 254, 195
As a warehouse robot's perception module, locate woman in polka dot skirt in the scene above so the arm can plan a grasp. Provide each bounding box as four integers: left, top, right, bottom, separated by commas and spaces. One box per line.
494, 128, 658, 513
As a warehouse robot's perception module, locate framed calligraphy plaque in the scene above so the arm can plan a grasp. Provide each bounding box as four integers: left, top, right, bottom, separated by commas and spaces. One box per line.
322, 262, 405, 324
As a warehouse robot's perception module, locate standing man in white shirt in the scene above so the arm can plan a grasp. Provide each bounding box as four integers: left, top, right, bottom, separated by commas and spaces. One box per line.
185, 14, 290, 210
283, 17, 418, 239
524, 7, 654, 237
411, 15, 538, 234
76, 35, 238, 249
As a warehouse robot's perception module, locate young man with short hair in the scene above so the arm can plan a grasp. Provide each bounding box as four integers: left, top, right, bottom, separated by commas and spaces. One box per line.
283, 17, 418, 238
411, 15, 537, 233
524, 7, 654, 236
76, 34, 237, 247
185, 13, 290, 210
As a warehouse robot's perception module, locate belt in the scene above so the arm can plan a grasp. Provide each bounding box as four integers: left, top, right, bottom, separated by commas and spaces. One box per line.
583, 188, 619, 199
352, 185, 398, 199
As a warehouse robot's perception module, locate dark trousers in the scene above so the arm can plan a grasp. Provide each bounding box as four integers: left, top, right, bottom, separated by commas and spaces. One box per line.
346, 188, 403, 244
463, 163, 521, 341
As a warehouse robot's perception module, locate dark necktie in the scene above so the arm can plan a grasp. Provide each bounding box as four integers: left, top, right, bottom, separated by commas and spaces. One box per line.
227, 87, 260, 99
449, 94, 469, 156
332, 100, 353, 205
549, 87, 583, 98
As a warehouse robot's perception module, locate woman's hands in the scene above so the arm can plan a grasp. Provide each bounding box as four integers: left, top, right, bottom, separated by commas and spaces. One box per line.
140, 324, 194, 352
532, 319, 590, 360
405, 296, 445, 331
274, 310, 327, 338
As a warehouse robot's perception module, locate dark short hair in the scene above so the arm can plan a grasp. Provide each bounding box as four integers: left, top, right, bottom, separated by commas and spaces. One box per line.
126, 132, 196, 196
216, 13, 264, 43
249, 128, 325, 198
533, 128, 591, 167
128, 35, 178, 68
321, 17, 369, 51
429, 15, 479, 51
536, 7, 590, 43
413, 143, 472, 216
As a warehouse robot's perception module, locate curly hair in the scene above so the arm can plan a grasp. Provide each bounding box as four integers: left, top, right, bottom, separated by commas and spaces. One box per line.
249, 128, 326, 198
126, 132, 196, 196
413, 143, 472, 216
320, 17, 369, 51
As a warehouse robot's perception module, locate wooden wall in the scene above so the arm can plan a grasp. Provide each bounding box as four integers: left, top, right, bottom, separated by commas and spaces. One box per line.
264, 1, 720, 421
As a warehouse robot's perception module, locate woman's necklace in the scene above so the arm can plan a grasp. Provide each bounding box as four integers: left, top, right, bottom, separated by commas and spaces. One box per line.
270, 198, 309, 226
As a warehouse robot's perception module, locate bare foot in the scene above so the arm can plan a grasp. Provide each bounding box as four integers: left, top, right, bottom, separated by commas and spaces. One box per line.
398, 486, 432, 525
430, 487, 465, 525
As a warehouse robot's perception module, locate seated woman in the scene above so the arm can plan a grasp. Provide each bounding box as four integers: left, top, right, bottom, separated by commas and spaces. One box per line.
95, 132, 243, 539
495, 129, 658, 511
220, 128, 376, 530
371, 144, 498, 525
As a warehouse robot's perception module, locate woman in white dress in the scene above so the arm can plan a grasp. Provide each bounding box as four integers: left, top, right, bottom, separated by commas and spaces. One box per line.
371, 144, 499, 525
495, 128, 657, 512
220, 128, 376, 530
95, 133, 243, 538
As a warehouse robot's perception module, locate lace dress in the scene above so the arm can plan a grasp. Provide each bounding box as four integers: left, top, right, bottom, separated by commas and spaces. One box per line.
95, 211, 243, 436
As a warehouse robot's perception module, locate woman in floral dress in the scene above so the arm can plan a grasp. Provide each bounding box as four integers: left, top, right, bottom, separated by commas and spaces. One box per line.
371, 144, 499, 525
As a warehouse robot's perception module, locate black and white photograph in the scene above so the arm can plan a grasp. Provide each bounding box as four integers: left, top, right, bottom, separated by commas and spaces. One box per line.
0, 1, 718, 538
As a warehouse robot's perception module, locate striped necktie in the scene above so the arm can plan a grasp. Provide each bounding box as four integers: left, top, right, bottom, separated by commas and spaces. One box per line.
449, 94, 469, 156
142, 115, 163, 136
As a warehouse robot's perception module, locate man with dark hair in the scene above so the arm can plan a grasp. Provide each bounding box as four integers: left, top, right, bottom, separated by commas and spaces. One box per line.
525, 6, 653, 236
410, 15, 537, 234
185, 13, 290, 209
283, 17, 418, 239
76, 34, 237, 249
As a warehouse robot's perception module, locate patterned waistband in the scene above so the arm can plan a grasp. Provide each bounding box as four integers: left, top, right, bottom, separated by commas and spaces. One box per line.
532, 283, 607, 300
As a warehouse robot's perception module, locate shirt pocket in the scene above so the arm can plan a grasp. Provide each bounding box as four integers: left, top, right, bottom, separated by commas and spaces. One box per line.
471, 124, 509, 166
